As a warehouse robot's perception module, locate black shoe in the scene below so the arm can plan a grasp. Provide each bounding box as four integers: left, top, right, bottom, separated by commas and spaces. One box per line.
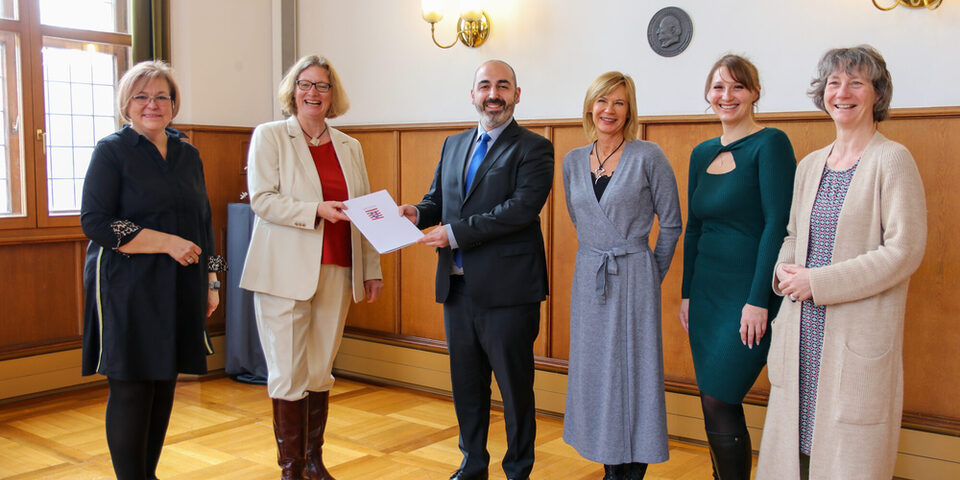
705, 431, 752, 480
449, 469, 489, 480
603, 464, 626, 480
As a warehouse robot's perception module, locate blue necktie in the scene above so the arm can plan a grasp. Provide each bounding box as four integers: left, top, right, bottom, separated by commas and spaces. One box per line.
455, 132, 490, 268
464, 132, 490, 195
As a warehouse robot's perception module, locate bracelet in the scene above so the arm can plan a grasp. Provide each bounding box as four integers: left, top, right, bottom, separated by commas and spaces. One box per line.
209, 280, 221, 290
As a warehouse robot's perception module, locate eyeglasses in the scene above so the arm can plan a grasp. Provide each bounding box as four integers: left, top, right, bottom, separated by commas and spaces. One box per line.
130, 94, 173, 106
296, 80, 333, 93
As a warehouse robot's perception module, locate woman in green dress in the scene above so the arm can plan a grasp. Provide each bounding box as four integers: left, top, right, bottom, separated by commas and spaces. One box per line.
679, 55, 796, 480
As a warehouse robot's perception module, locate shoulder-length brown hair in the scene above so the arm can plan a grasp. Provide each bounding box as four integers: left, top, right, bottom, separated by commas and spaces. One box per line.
703, 54, 761, 107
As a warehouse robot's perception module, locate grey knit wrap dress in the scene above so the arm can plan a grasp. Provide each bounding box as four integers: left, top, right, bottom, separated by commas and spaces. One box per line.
561, 140, 682, 464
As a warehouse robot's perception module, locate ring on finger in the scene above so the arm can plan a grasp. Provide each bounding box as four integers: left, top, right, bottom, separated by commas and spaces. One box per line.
789, 294, 797, 302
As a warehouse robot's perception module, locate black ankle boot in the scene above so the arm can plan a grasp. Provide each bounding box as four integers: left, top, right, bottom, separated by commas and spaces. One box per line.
705, 431, 752, 480
602, 464, 626, 480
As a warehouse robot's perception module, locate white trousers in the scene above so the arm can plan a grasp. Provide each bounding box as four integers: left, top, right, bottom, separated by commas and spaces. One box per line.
253, 265, 352, 400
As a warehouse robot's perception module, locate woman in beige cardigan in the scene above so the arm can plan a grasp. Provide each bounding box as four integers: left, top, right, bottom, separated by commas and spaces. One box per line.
756, 45, 926, 480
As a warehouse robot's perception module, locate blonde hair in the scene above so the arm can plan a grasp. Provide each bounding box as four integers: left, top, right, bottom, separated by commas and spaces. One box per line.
582, 72, 640, 142
277, 55, 350, 117
116, 60, 180, 123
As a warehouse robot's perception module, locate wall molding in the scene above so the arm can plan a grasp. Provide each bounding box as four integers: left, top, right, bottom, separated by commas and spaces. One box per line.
329, 106, 960, 132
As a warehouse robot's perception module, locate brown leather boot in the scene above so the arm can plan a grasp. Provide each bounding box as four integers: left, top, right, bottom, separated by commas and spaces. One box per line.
272, 398, 306, 480
304, 391, 335, 480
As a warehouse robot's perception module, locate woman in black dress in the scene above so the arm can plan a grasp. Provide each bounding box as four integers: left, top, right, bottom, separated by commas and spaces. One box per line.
80, 60, 225, 480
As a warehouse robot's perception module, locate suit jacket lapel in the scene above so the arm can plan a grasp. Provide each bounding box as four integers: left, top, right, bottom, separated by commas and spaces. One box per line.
451, 129, 475, 203
284, 116, 325, 200
464, 120, 519, 204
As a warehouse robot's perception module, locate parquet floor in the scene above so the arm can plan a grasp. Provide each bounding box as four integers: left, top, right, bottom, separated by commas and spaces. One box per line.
0, 376, 736, 479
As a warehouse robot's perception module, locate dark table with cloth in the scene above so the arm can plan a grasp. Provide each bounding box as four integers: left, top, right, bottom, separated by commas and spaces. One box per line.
80, 126, 215, 381
225, 202, 267, 384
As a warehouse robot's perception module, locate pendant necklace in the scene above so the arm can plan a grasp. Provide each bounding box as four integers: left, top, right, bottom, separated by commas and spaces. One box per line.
302, 123, 329, 146
592, 137, 625, 183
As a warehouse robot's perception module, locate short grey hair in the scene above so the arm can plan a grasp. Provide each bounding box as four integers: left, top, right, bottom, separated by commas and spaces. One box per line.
808, 45, 893, 122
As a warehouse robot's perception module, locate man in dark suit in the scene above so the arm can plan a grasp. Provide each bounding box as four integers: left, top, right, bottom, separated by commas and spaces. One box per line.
400, 60, 553, 480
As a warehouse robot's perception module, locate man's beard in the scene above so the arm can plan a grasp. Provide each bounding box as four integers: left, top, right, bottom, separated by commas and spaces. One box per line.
476, 98, 513, 128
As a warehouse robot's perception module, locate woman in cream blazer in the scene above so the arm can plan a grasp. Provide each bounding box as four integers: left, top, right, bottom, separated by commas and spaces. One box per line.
757, 46, 926, 480
240, 55, 381, 480
240, 116, 380, 303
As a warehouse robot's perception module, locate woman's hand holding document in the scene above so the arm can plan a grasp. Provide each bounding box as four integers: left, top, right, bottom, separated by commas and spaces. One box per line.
341, 190, 424, 253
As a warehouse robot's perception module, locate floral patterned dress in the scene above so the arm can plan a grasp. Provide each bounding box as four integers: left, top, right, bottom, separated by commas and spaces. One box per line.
799, 160, 859, 455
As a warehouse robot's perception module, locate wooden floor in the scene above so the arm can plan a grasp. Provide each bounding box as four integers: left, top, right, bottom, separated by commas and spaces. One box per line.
0, 375, 736, 479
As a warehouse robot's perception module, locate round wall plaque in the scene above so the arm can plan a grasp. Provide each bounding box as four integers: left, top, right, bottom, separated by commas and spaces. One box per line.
647, 7, 693, 58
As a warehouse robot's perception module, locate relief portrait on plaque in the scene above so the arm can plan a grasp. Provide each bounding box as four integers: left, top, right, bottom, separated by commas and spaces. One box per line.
648, 7, 693, 57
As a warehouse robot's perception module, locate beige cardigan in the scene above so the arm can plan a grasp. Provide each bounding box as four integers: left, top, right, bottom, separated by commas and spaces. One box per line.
756, 132, 927, 480
239, 116, 381, 302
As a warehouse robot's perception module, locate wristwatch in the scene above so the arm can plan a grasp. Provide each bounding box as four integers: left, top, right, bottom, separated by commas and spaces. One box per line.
208, 280, 221, 290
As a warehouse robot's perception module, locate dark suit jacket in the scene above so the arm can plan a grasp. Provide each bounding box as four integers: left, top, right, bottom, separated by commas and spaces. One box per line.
416, 120, 554, 307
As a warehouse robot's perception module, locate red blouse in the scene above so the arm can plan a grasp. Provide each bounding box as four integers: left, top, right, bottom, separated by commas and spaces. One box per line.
309, 142, 351, 267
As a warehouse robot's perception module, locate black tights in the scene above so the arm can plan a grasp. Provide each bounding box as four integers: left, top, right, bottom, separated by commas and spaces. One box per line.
105, 377, 177, 480
700, 393, 747, 436
701, 393, 752, 480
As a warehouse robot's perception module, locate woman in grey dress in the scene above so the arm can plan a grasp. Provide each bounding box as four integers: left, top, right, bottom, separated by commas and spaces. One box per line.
562, 71, 683, 480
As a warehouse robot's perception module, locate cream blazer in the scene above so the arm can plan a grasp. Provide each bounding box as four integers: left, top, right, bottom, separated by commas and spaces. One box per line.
239, 116, 381, 302
756, 131, 927, 480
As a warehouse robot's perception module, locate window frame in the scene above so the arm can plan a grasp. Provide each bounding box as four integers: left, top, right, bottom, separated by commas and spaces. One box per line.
0, 0, 131, 230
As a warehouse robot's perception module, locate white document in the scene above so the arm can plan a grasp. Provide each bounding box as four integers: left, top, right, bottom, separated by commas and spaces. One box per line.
342, 189, 423, 254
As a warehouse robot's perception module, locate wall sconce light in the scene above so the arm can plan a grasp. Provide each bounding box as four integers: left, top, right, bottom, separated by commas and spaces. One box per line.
421, 0, 490, 49
873, 0, 941, 10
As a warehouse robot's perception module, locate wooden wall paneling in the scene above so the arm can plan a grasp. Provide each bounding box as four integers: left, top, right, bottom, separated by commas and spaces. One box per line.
184, 127, 253, 334
763, 118, 836, 162
881, 117, 960, 424
343, 130, 400, 333
4, 109, 959, 435
396, 129, 462, 341
548, 125, 589, 361
644, 122, 719, 389
526, 126, 552, 359
75, 241, 84, 332
0, 242, 83, 358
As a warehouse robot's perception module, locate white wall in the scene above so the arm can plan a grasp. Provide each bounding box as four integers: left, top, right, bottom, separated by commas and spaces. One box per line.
169, 0, 274, 126
170, 0, 960, 127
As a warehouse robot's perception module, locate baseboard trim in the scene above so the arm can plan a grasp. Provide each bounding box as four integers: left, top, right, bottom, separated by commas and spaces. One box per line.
0, 335, 227, 403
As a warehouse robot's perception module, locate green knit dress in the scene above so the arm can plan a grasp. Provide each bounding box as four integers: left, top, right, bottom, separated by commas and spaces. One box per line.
681, 127, 796, 404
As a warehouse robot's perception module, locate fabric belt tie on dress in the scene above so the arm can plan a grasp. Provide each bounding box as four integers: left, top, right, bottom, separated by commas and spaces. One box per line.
587, 237, 648, 304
